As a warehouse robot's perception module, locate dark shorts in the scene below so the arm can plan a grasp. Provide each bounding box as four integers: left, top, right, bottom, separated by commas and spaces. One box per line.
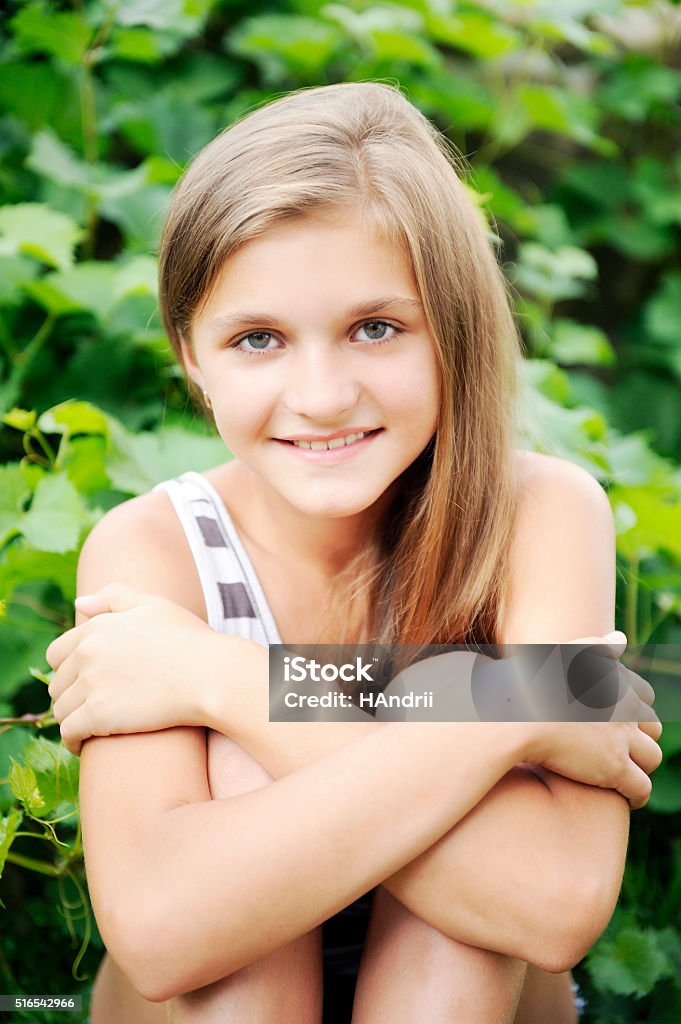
322, 889, 375, 1024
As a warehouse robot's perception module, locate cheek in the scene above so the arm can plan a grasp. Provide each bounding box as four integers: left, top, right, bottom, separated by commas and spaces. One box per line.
384, 356, 441, 427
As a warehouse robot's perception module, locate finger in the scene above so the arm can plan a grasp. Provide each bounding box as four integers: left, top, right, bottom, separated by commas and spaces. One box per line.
562, 635, 627, 661
639, 720, 663, 741
628, 726, 664, 777
59, 706, 100, 758
615, 663, 655, 706
45, 625, 87, 671
48, 653, 78, 702
52, 678, 84, 727
621, 766, 652, 812
75, 583, 164, 616
59, 729, 82, 758
610, 686, 660, 723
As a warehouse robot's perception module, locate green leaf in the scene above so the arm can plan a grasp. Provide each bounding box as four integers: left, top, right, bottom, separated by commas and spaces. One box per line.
601, 58, 681, 122
0, 545, 79, 606
0, 727, 33, 813
25, 262, 119, 318
607, 432, 673, 487
21, 736, 79, 816
37, 401, 110, 439
0, 204, 82, 272
612, 484, 681, 561
550, 320, 615, 367
519, 362, 608, 474
426, 11, 520, 58
105, 420, 230, 494
21, 474, 89, 554
0, 62, 74, 133
2, 408, 37, 432
588, 926, 673, 997
103, 0, 214, 34
10, 6, 92, 65
514, 244, 598, 303
518, 84, 601, 148
109, 25, 177, 63
645, 272, 681, 348
0, 256, 40, 305
0, 464, 31, 547
0, 809, 23, 880
25, 130, 94, 192
8, 759, 46, 816
227, 15, 343, 82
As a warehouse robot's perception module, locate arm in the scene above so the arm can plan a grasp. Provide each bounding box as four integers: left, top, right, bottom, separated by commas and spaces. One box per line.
194, 454, 636, 971
75, 496, 533, 1002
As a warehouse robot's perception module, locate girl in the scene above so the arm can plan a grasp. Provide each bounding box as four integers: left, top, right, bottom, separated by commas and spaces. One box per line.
45, 81, 661, 1024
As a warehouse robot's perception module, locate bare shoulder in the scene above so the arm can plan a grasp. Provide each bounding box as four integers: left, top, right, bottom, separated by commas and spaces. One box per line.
514, 448, 610, 505
500, 451, 615, 642
78, 486, 207, 620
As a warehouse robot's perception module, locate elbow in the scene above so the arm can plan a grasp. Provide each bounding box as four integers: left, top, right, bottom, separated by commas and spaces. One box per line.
114, 894, 246, 1003
101, 894, 175, 1003
105, 893, 199, 1003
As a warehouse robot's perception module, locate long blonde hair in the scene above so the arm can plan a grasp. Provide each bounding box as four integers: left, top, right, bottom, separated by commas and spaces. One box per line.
159, 81, 523, 647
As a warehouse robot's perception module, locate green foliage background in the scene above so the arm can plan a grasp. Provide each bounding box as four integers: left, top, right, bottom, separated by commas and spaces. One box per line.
0, 1, 680, 1020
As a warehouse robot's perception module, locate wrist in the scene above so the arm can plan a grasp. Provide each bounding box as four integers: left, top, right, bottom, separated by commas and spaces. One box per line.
199, 633, 269, 736
517, 722, 554, 766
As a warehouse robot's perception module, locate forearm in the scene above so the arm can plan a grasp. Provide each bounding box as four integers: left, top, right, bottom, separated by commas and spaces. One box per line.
382, 763, 630, 972
201, 637, 629, 970
129, 720, 530, 1001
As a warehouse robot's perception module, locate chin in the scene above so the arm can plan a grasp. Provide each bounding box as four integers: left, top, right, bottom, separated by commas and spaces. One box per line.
287, 488, 385, 520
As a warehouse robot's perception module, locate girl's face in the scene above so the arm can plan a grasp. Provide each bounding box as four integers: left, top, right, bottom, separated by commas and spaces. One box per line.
183, 207, 441, 521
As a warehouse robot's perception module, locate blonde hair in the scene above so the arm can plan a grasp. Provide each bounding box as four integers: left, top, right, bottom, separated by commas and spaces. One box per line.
159, 81, 523, 648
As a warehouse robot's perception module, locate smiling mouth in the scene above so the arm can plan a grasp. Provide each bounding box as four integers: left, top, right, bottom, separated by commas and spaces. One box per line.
280, 429, 382, 451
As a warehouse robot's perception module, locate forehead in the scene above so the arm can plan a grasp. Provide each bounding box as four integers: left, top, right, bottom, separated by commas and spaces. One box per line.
197, 209, 417, 319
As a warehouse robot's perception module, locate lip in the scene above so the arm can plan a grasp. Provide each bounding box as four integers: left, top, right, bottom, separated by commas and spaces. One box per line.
278, 427, 379, 442
273, 428, 382, 463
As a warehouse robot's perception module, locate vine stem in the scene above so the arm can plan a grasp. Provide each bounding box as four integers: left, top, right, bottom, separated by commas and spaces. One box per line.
78, 3, 117, 257
4, 851, 62, 877
0, 710, 56, 730
625, 554, 640, 647
15, 314, 56, 369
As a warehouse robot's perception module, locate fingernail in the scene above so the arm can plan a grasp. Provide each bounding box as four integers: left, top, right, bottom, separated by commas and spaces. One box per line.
74, 595, 94, 607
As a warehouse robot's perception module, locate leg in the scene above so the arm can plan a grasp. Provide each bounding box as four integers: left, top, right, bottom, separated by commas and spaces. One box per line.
91, 733, 323, 1024
513, 965, 580, 1024
167, 930, 323, 1024
352, 886, 528, 1024
169, 733, 324, 1023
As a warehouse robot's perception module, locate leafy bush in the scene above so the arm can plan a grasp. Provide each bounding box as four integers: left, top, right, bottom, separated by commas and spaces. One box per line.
0, 1, 679, 1019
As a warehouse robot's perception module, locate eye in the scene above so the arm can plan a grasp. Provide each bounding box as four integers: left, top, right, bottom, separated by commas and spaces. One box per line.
230, 320, 403, 356
231, 331, 281, 356
354, 320, 402, 344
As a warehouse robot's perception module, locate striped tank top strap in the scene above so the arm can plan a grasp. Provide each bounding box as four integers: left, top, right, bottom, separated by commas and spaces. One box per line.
152, 472, 281, 647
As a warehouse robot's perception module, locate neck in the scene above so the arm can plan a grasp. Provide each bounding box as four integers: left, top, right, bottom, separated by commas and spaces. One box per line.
233, 463, 393, 580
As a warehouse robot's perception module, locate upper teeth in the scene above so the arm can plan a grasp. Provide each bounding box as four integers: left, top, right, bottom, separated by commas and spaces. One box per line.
291, 431, 368, 450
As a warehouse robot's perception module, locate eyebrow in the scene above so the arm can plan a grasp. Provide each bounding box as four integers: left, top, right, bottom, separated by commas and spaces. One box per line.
206, 296, 423, 334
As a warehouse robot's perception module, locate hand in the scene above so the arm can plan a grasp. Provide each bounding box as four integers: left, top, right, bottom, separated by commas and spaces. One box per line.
45, 584, 223, 757
524, 718, 663, 810
497, 631, 660, 724
517, 630, 663, 810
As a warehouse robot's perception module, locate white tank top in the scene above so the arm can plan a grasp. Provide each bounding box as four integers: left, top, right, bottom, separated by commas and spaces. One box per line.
152, 470, 282, 647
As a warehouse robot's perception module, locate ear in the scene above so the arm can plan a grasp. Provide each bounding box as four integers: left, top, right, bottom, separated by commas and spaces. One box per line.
179, 333, 206, 392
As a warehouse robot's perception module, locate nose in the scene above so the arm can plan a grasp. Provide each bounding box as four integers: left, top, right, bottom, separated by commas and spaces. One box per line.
284, 342, 360, 422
